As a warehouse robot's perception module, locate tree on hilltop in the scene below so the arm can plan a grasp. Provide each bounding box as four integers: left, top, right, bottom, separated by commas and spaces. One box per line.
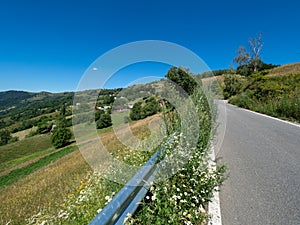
234, 33, 264, 75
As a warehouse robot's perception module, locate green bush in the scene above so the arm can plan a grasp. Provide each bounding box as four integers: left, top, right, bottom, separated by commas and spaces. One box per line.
223, 74, 244, 99
0, 130, 12, 146
130, 97, 159, 121
229, 93, 254, 109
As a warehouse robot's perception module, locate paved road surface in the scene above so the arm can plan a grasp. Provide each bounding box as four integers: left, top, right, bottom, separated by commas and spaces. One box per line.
217, 102, 300, 225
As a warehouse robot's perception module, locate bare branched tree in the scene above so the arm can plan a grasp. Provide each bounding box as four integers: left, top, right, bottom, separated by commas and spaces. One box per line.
248, 32, 263, 72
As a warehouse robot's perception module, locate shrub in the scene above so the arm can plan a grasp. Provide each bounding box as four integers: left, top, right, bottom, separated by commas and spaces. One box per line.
130, 97, 159, 121
0, 130, 12, 146
223, 74, 244, 99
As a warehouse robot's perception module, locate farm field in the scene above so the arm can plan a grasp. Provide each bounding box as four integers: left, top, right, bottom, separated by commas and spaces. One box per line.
0, 114, 162, 225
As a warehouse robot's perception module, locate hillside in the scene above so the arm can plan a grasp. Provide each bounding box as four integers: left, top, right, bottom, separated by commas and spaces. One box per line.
267, 62, 300, 76
0, 91, 34, 109
225, 62, 300, 122
0, 90, 74, 112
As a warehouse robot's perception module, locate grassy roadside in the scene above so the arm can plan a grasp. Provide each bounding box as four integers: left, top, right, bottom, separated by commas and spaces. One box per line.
228, 73, 300, 122
127, 88, 226, 224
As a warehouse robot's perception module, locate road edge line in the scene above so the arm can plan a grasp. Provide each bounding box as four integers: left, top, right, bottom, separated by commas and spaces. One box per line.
208, 144, 222, 225
228, 103, 300, 128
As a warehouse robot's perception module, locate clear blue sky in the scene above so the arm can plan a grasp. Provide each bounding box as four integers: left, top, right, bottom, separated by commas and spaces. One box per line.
0, 0, 299, 92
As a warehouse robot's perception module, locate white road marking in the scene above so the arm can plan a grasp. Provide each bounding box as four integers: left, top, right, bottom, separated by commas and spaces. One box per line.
229, 103, 300, 128
208, 144, 222, 225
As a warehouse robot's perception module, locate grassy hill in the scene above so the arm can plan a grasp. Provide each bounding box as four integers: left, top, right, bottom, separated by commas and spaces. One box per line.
0, 90, 73, 111
267, 62, 300, 76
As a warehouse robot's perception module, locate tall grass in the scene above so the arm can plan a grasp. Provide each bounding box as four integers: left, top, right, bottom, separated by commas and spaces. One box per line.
128, 87, 226, 224
229, 73, 300, 122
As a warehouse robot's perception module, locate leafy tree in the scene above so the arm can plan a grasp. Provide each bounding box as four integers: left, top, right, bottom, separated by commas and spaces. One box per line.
166, 67, 197, 95
129, 97, 159, 121
51, 119, 72, 148
95, 110, 105, 121
103, 95, 115, 104
234, 46, 250, 67
96, 113, 112, 129
130, 101, 143, 121
0, 130, 12, 146
236, 64, 252, 76
143, 97, 158, 117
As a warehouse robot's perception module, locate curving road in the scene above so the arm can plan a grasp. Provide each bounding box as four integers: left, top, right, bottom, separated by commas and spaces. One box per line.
217, 102, 300, 225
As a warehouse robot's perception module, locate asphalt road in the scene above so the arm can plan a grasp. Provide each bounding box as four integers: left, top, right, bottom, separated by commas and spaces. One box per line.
217, 102, 300, 225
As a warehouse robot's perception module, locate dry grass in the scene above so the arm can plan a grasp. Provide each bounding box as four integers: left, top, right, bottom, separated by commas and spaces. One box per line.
0, 114, 163, 225
0, 149, 90, 225
11, 127, 37, 141
267, 62, 300, 76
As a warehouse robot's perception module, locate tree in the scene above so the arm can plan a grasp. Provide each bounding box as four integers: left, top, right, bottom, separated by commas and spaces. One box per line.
143, 97, 158, 117
51, 119, 72, 148
248, 32, 263, 72
166, 67, 197, 95
130, 101, 143, 121
234, 33, 264, 75
234, 46, 250, 67
95, 109, 105, 121
96, 114, 112, 129
0, 130, 12, 146
60, 104, 66, 116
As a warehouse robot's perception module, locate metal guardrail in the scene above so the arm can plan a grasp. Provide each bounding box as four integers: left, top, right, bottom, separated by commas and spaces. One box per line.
89, 147, 163, 225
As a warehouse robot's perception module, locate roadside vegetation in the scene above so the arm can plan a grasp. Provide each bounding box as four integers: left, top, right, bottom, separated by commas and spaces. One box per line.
202, 33, 300, 123
127, 67, 226, 224
222, 65, 300, 123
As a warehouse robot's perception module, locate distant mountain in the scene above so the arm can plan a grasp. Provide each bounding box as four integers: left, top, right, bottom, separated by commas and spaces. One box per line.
0, 91, 35, 109
0, 90, 75, 123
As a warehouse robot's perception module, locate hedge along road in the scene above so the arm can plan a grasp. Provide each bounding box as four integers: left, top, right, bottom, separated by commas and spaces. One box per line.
217, 101, 300, 225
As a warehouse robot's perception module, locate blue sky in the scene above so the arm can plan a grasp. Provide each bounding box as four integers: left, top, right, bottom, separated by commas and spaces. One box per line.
0, 0, 299, 92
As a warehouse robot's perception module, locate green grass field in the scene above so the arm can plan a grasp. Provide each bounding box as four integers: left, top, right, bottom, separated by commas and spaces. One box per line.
0, 134, 53, 173
0, 145, 78, 189
0, 115, 161, 225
